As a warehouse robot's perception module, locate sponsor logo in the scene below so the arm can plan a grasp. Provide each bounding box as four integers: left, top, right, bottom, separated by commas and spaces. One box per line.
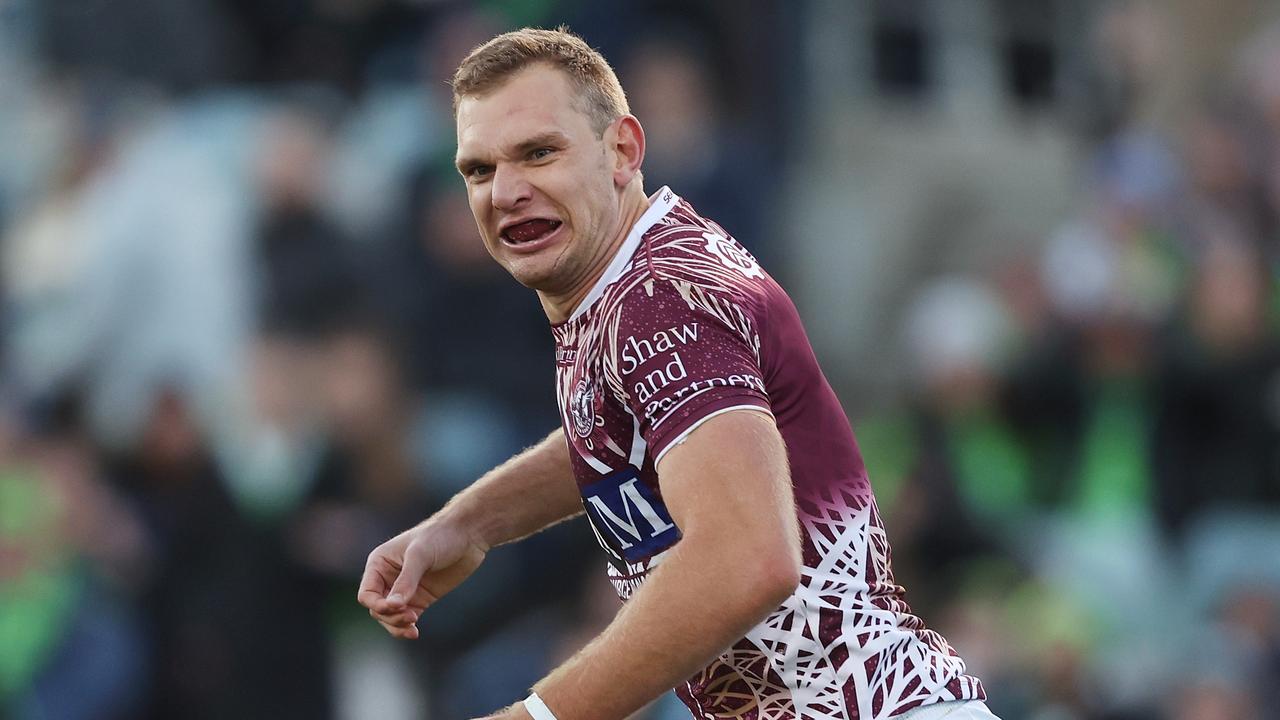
621, 322, 699, 374
704, 231, 763, 279
644, 373, 766, 420
621, 323, 701, 405
570, 378, 596, 438
581, 467, 681, 565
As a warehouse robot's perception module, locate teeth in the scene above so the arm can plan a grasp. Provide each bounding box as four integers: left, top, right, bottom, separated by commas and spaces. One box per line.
505, 219, 560, 244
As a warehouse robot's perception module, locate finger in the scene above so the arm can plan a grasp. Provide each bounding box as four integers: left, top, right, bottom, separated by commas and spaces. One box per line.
359, 560, 422, 615
386, 541, 433, 608
369, 607, 419, 628
357, 558, 389, 610
374, 615, 406, 636
364, 594, 405, 615
376, 615, 419, 640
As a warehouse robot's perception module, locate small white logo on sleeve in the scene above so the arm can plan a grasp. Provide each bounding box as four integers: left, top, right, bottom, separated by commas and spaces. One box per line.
571, 378, 596, 438
703, 231, 763, 279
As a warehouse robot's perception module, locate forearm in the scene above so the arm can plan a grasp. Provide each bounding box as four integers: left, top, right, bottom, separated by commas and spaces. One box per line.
435, 428, 582, 549
531, 532, 798, 719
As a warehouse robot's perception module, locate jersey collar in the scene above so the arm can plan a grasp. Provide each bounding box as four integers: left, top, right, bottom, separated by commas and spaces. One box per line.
565, 186, 680, 324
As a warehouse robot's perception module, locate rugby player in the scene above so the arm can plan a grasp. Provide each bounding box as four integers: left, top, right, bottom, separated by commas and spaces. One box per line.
358, 27, 998, 720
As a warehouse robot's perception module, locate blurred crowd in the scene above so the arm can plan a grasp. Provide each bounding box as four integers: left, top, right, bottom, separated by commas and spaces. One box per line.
0, 1, 1278, 720
858, 4, 1280, 719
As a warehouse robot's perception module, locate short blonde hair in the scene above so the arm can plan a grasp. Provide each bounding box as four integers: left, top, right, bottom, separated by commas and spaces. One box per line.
451, 26, 630, 135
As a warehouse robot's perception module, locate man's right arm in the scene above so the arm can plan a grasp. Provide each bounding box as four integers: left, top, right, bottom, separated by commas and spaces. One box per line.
357, 428, 582, 637
437, 427, 583, 548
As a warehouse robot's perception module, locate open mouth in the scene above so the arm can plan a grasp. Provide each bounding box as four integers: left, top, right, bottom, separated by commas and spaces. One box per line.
501, 218, 563, 246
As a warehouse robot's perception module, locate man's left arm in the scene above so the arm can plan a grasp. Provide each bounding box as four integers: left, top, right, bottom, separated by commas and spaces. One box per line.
483, 409, 801, 720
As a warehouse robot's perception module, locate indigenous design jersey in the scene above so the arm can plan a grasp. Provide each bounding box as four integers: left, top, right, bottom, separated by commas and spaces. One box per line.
552, 188, 985, 719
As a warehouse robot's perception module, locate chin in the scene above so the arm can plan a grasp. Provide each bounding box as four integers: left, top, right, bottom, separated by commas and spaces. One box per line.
502, 261, 556, 291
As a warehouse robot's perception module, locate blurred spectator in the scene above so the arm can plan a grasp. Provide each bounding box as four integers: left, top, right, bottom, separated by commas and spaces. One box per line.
2, 86, 120, 408
1181, 105, 1271, 247
1028, 120, 1184, 524
1, 392, 147, 720
1154, 238, 1280, 538
369, 166, 556, 486
110, 388, 332, 719
994, 255, 1088, 510
4, 96, 257, 450
284, 322, 437, 719
252, 103, 360, 340
940, 578, 1106, 720
324, 6, 504, 239
1170, 583, 1280, 720
622, 26, 771, 257
291, 322, 436, 577
1220, 585, 1280, 713
885, 277, 1013, 611
1170, 679, 1258, 720
1066, 0, 1176, 141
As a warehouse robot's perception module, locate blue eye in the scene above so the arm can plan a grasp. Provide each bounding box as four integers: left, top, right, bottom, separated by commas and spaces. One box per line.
531, 148, 554, 160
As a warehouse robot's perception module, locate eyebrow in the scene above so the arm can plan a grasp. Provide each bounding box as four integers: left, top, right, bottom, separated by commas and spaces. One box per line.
456, 130, 571, 173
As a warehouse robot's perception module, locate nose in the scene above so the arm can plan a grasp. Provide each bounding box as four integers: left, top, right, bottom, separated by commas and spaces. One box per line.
490, 163, 531, 211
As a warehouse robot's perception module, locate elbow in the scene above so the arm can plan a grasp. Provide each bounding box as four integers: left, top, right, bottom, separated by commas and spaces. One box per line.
771, 555, 803, 605
727, 525, 803, 615
684, 524, 803, 619
761, 522, 804, 608
752, 549, 802, 613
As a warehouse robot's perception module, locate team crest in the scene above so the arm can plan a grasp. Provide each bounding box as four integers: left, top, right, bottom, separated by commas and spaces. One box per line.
703, 232, 763, 279
570, 378, 596, 438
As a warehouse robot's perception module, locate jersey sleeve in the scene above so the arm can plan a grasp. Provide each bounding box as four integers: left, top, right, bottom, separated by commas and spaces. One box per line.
604, 276, 773, 466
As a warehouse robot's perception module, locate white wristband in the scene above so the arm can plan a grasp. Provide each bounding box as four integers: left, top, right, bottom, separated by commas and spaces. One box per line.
523, 692, 559, 720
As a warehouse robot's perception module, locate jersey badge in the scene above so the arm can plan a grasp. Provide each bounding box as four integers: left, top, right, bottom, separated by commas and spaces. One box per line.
703, 231, 763, 279
570, 378, 597, 438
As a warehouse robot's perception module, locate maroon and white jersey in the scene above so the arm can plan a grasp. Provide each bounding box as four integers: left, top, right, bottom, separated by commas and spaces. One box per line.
552, 188, 985, 719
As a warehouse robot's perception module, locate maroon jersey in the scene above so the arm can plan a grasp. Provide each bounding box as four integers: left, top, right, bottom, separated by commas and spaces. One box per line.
552, 188, 985, 719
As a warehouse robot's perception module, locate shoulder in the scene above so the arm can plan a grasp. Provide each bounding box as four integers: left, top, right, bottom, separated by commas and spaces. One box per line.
611, 203, 769, 314
600, 251, 768, 390
648, 202, 768, 288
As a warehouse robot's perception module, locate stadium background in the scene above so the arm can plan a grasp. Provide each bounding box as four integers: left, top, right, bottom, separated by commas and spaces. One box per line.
2, 0, 1279, 718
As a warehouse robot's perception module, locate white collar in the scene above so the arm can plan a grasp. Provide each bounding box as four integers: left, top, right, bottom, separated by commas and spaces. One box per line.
565, 186, 679, 323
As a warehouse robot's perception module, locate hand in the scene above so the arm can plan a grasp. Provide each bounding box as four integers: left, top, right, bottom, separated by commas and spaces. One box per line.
357, 519, 487, 639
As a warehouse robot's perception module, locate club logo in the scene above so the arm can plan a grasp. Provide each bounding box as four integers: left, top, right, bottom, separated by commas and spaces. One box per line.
570, 378, 596, 438
704, 231, 763, 279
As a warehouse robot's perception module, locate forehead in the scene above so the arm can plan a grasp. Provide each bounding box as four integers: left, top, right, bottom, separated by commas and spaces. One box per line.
455, 65, 593, 156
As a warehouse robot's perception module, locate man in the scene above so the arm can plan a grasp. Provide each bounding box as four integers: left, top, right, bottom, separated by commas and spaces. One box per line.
358, 27, 997, 720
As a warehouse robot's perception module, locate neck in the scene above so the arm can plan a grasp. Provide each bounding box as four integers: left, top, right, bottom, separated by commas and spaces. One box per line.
540, 183, 650, 323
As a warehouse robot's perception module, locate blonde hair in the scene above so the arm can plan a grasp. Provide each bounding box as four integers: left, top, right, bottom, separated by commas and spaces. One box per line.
451, 26, 629, 135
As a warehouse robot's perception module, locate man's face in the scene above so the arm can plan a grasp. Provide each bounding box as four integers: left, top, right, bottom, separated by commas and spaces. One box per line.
455, 64, 621, 294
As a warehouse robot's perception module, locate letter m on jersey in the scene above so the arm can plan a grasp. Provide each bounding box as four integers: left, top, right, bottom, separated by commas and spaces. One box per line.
581, 467, 680, 564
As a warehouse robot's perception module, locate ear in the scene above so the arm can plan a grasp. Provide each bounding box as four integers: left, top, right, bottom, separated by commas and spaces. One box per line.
609, 115, 645, 188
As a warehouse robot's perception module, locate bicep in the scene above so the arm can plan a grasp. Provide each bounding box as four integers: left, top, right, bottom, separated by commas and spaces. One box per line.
655, 409, 799, 563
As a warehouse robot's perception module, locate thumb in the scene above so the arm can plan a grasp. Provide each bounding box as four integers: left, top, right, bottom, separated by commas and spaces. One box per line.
386, 541, 432, 608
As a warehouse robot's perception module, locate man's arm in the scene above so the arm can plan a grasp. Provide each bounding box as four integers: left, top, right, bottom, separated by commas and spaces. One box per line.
436, 427, 584, 548
358, 428, 583, 638
493, 409, 802, 719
